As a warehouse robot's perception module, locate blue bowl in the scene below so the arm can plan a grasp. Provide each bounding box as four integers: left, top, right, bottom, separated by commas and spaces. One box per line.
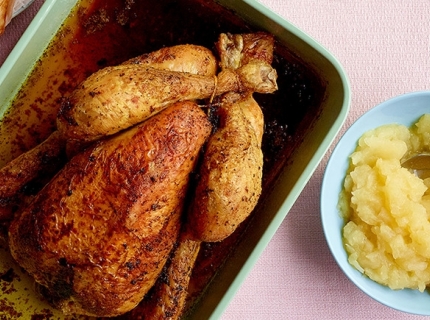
321, 91, 430, 316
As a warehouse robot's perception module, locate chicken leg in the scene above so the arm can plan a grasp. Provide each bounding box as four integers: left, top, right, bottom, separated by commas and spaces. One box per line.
186, 92, 264, 242
57, 56, 276, 142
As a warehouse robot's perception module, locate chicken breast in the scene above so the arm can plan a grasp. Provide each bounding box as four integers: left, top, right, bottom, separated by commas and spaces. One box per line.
8, 101, 212, 317
187, 92, 264, 242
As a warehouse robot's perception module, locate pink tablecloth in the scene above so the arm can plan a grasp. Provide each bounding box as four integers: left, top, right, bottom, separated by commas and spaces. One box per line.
1, 0, 429, 319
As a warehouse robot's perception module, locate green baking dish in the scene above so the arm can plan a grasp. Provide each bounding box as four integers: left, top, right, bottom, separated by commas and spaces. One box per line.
0, 0, 350, 319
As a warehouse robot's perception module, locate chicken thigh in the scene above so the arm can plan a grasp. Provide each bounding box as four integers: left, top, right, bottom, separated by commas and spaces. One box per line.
8, 101, 212, 317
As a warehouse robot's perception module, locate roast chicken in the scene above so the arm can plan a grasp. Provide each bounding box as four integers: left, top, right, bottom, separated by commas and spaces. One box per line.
8, 101, 212, 317
2, 32, 278, 318
186, 92, 264, 242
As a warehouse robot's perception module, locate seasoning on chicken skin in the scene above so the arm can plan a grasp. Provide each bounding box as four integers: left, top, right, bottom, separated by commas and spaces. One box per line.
187, 92, 264, 242
8, 101, 212, 317
4, 32, 277, 319
56, 60, 276, 142
0, 43, 218, 220
124, 44, 217, 76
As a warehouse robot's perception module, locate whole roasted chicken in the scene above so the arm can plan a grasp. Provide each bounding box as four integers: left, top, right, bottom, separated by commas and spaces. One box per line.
2, 32, 278, 318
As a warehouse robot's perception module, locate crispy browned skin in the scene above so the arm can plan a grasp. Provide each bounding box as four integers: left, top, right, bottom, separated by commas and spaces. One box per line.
0, 131, 65, 200
8, 101, 212, 317
125, 233, 201, 320
0, 44, 217, 212
124, 44, 217, 76
187, 92, 264, 242
57, 57, 276, 142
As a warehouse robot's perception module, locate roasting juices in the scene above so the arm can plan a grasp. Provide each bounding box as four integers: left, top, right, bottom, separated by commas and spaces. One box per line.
0, 0, 325, 318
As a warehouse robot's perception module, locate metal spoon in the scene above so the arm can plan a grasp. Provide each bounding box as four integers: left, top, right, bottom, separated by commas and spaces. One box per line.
401, 154, 430, 179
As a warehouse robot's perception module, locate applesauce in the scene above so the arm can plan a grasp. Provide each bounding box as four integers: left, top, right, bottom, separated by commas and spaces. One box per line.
340, 114, 430, 292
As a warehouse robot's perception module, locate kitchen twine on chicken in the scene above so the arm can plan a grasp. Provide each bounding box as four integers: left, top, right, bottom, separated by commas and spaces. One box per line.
209, 75, 217, 104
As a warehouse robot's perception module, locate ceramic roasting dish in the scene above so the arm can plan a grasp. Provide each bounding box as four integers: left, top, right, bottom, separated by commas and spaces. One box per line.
0, 0, 350, 318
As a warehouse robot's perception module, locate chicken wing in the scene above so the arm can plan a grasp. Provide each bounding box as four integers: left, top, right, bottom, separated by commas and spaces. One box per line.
0, 131, 66, 220
8, 101, 212, 317
0, 131, 65, 197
